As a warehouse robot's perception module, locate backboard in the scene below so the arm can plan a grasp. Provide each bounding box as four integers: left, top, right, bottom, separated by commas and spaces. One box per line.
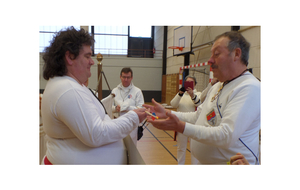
172, 26, 192, 56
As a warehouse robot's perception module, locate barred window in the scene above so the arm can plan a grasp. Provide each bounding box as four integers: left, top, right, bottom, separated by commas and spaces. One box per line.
91, 26, 128, 55
39, 26, 80, 52
40, 26, 153, 57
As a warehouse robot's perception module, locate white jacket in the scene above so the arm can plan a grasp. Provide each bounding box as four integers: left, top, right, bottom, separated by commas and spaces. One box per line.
111, 83, 144, 116
170, 89, 202, 112
173, 72, 260, 164
111, 83, 144, 145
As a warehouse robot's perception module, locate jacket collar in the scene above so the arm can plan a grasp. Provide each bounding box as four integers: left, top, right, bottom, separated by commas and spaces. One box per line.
118, 83, 133, 92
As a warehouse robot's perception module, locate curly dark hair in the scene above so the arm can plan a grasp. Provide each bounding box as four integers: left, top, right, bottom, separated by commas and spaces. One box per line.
42, 26, 95, 80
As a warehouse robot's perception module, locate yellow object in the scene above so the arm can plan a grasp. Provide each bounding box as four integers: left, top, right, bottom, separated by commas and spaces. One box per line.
145, 111, 159, 119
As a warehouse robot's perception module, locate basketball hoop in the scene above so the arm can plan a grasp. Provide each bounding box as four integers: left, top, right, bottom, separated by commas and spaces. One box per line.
168, 46, 183, 51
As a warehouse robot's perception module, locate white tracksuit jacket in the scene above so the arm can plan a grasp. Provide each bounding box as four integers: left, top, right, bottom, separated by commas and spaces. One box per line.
111, 83, 144, 145
173, 72, 260, 164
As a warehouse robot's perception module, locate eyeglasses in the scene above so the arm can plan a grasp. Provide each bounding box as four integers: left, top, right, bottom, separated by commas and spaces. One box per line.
121, 76, 132, 80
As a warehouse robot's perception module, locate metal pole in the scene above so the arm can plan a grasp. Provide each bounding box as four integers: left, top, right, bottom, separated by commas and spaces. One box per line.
96, 53, 103, 100
97, 63, 102, 100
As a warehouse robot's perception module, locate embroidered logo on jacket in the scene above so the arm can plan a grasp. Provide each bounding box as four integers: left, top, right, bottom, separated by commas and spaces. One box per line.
206, 109, 217, 126
128, 94, 132, 99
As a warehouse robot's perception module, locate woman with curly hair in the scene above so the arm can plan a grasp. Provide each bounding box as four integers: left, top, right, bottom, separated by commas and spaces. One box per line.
41, 27, 146, 164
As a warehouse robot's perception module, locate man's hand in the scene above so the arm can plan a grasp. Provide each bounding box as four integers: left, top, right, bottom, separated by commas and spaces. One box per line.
146, 110, 185, 133
230, 153, 250, 165
143, 98, 167, 119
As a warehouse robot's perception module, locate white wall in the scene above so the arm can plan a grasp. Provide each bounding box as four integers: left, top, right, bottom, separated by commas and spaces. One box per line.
92, 56, 162, 91
39, 55, 163, 92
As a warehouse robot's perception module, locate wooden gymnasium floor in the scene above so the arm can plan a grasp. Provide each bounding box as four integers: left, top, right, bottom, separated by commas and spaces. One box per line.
136, 122, 192, 165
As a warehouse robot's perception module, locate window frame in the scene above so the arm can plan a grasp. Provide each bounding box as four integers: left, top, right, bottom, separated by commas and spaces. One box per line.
91, 25, 129, 56
40, 26, 154, 58
127, 26, 154, 58
39, 26, 81, 53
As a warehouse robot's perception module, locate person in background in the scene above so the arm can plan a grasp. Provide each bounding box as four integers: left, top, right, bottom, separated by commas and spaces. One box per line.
41, 27, 146, 164
144, 31, 260, 165
111, 67, 145, 146
170, 75, 201, 164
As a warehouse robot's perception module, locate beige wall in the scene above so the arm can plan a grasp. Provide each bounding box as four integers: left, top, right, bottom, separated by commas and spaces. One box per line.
153, 26, 164, 59
240, 26, 261, 79
166, 26, 261, 80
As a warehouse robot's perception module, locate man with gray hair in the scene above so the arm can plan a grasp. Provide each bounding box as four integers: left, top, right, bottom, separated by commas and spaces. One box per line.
144, 31, 260, 165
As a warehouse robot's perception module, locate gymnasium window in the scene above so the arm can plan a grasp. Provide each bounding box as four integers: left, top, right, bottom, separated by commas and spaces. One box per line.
128, 25, 154, 58
90, 26, 128, 55
91, 25, 153, 57
39, 26, 153, 57
39, 26, 80, 52
129, 25, 152, 38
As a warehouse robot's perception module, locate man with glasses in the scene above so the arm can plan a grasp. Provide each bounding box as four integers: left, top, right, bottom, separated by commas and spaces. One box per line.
112, 67, 145, 146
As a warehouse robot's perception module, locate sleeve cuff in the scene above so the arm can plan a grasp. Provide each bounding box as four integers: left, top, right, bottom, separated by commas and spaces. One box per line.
182, 122, 196, 138
128, 110, 140, 126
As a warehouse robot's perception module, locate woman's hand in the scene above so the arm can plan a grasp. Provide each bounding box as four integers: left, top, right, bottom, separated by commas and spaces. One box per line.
133, 107, 147, 123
